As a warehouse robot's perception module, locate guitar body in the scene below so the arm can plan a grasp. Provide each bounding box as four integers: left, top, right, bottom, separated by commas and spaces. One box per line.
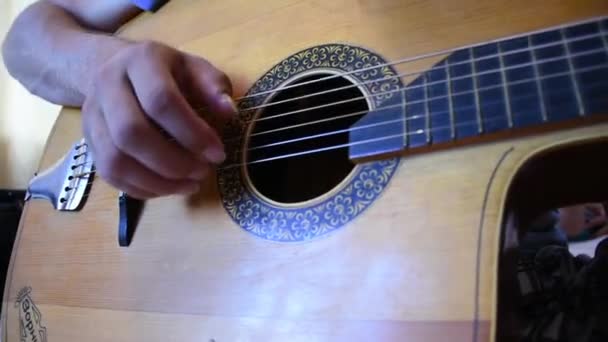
3, 1, 608, 341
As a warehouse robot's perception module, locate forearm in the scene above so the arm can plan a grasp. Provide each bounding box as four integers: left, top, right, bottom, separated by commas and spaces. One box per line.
2, 1, 132, 106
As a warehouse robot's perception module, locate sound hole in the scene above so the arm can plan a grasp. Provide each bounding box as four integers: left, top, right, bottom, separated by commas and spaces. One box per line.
246, 73, 368, 204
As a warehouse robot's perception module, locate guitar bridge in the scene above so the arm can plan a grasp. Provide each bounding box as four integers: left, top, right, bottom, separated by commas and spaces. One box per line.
25, 139, 95, 211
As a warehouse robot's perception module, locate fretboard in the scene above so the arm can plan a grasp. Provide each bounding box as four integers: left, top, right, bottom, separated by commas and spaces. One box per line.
349, 16, 608, 160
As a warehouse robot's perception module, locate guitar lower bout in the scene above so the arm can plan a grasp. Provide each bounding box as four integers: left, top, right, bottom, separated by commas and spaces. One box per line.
3, 1, 608, 341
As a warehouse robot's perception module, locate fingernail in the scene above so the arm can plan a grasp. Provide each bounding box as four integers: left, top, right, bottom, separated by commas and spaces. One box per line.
221, 94, 238, 115
203, 146, 226, 164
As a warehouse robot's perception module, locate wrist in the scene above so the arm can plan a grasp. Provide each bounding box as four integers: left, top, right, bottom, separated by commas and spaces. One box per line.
76, 33, 132, 100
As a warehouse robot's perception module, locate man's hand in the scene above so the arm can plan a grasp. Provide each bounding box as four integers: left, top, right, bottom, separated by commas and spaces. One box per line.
3, 1, 239, 198
83, 41, 237, 199
559, 203, 608, 239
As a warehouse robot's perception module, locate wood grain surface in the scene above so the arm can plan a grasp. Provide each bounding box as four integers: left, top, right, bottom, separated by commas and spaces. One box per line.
2, 1, 608, 341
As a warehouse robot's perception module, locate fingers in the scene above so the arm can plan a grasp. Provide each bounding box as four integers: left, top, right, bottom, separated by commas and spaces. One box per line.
127, 44, 227, 164
81, 41, 237, 198
182, 54, 238, 122
83, 100, 201, 199
100, 74, 210, 181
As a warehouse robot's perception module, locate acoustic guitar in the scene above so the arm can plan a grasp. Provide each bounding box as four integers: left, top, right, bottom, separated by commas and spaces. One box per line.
3, 1, 608, 341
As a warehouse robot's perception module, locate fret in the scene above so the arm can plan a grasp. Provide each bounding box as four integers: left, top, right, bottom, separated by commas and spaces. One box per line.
448, 49, 479, 138
599, 18, 608, 113
564, 20, 608, 115
426, 60, 451, 143
531, 29, 579, 122
423, 75, 431, 143
599, 19, 608, 114
500, 36, 544, 128
405, 76, 430, 147
349, 17, 608, 160
402, 88, 408, 148
470, 48, 484, 133
528, 35, 548, 122
348, 91, 406, 160
597, 22, 608, 49
472, 43, 509, 133
498, 44, 514, 128
446, 61, 456, 140
560, 28, 585, 116
602, 20, 608, 50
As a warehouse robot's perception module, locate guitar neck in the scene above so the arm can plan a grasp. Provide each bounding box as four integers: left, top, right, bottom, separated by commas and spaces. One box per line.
349, 16, 608, 161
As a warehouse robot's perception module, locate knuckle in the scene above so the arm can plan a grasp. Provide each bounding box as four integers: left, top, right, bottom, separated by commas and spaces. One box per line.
137, 41, 164, 57
89, 66, 122, 98
135, 41, 180, 64
95, 57, 123, 84
215, 70, 232, 93
141, 192, 158, 200
183, 136, 208, 156
81, 100, 96, 119
113, 120, 146, 150
89, 70, 109, 94
104, 148, 125, 174
163, 168, 186, 180
145, 85, 177, 116
175, 163, 198, 179
161, 158, 195, 180
96, 149, 126, 181
157, 149, 199, 180
94, 60, 113, 78
149, 182, 173, 196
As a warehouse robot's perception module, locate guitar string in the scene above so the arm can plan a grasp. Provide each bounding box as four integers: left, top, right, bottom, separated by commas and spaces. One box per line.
70, 96, 606, 201
219, 43, 608, 134
227, 15, 606, 102
214, 29, 606, 115
245, 82, 605, 153
232, 49, 603, 142
71, 62, 607, 174
72, 73, 606, 195
66, 18, 608, 196
69, 26, 608, 171
235, 59, 608, 151
218, 78, 608, 169
71, 31, 607, 155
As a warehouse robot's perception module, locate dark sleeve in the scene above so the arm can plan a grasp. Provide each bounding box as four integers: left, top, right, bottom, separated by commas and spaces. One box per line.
131, 0, 168, 11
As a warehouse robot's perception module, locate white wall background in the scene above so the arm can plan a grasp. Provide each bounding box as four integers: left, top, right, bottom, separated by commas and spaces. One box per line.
1, 0, 60, 189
